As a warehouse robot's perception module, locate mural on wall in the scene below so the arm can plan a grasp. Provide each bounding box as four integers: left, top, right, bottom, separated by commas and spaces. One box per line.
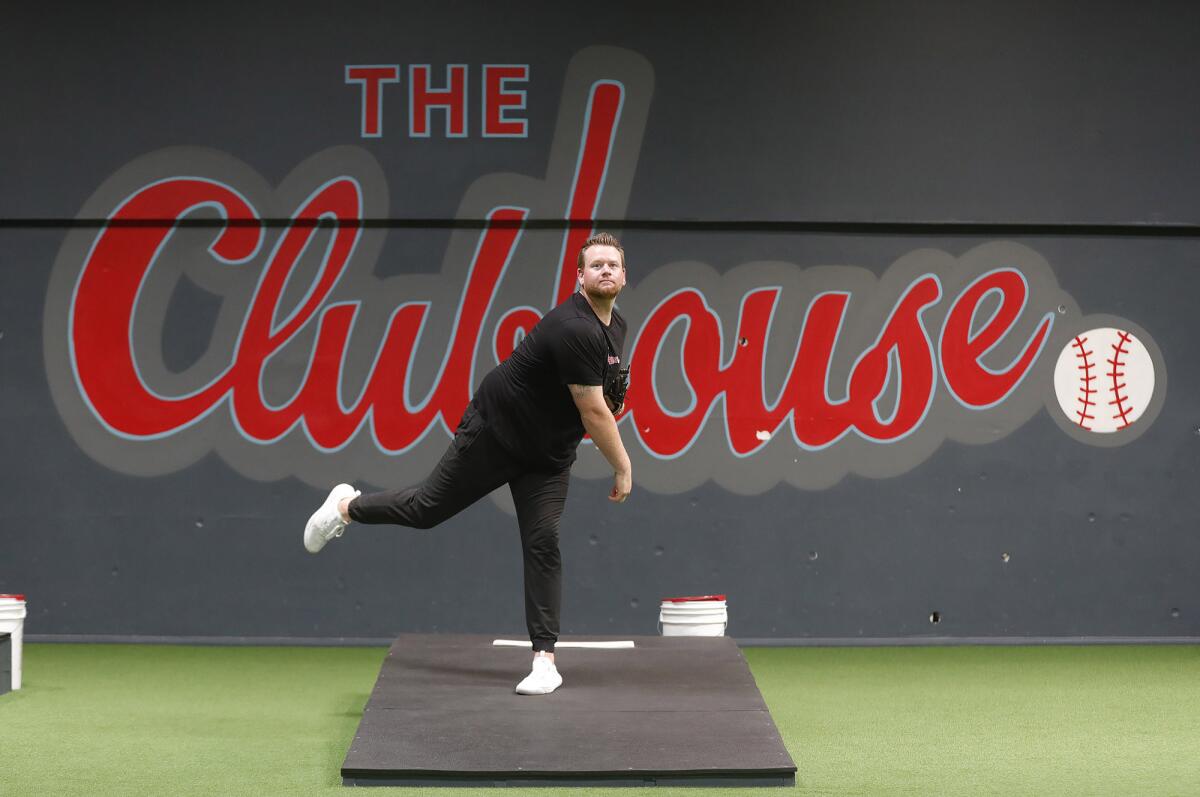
42, 47, 1166, 498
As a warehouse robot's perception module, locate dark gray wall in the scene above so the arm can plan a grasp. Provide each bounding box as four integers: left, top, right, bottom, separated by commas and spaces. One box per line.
2, 1, 1197, 642
8, 1, 1200, 224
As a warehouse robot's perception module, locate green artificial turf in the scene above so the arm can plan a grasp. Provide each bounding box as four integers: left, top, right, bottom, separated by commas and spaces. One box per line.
1, 643, 1198, 795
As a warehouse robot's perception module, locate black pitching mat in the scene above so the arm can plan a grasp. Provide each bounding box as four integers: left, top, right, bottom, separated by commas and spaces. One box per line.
341, 634, 797, 787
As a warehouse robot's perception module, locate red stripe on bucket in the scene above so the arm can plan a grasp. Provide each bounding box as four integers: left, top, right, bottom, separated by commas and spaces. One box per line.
0, 594, 25, 602
662, 594, 725, 603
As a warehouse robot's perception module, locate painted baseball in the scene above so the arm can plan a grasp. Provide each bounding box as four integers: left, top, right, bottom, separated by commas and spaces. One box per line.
1053, 328, 1155, 433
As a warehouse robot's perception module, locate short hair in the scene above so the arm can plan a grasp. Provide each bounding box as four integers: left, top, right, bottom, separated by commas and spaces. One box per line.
576, 232, 625, 271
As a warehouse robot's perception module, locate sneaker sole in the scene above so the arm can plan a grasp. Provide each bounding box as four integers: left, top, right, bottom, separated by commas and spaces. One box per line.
515, 679, 563, 695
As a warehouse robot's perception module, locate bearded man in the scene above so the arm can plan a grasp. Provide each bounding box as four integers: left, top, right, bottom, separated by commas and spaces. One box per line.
303, 232, 632, 695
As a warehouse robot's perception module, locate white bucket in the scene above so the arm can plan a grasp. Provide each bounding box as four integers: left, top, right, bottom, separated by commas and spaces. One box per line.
659, 594, 727, 637
0, 594, 26, 691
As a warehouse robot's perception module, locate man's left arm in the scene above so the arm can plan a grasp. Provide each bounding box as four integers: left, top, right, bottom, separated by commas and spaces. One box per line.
569, 384, 632, 503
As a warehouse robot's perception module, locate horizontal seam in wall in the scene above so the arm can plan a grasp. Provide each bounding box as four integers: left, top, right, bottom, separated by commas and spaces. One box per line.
3, 218, 1200, 237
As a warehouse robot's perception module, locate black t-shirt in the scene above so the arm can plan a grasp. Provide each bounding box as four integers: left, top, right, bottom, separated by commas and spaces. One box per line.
473, 292, 627, 468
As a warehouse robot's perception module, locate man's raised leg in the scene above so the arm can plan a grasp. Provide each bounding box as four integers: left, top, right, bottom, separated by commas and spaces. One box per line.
303, 403, 515, 551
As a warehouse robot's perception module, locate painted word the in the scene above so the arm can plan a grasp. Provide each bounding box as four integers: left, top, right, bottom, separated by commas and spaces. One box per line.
345, 64, 529, 138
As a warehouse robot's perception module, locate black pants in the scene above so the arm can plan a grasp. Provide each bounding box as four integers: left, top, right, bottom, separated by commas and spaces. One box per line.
348, 402, 570, 653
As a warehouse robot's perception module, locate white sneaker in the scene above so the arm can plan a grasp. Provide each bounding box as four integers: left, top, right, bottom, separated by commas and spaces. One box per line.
515, 656, 563, 695
303, 484, 360, 553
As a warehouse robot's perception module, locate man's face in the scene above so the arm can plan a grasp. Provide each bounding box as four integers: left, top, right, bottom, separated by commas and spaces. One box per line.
577, 244, 626, 301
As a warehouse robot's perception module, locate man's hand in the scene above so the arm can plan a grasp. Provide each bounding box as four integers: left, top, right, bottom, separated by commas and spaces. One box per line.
610, 468, 632, 503
569, 383, 633, 503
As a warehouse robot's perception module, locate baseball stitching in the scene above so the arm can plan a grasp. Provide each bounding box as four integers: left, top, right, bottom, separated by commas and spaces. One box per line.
1108, 330, 1133, 430
1071, 335, 1096, 429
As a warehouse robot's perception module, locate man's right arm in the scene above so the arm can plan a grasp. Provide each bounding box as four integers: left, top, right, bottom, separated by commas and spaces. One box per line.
568, 384, 632, 503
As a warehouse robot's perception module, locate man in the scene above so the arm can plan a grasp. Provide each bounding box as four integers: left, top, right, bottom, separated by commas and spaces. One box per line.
303, 232, 632, 695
